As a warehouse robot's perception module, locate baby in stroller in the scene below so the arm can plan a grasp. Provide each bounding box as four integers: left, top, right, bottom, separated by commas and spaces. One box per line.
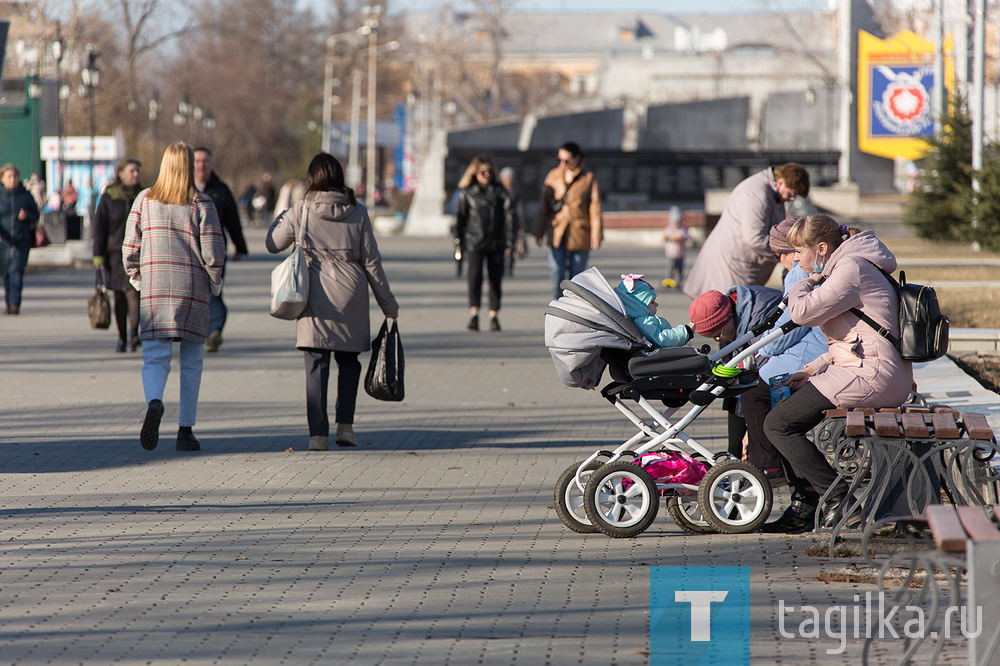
614, 273, 693, 349
545, 267, 799, 538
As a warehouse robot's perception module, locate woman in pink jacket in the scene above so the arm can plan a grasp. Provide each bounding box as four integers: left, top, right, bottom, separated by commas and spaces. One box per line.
760, 214, 913, 533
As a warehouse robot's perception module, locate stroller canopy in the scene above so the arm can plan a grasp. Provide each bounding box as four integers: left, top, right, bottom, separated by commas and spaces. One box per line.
544, 267, 651, 389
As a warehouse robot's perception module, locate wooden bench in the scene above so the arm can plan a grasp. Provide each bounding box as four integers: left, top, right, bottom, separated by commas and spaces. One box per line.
862, 505, 1000, 664
812, 405, 999, 554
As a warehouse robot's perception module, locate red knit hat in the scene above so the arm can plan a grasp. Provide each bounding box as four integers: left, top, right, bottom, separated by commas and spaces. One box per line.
688, 291, 734, 335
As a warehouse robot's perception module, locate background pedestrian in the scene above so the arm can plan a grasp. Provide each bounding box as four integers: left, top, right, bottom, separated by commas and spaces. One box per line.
93, 158, 144, 351
534, 142, 603, 299
193, 147, 248, 354
0, 164, 41, 315
455, 155, 514, 331
662, 205, 687, 288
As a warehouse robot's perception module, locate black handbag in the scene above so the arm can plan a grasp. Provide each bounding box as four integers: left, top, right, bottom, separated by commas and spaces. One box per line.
88, 268, 112, 329
364, 318, 404, 401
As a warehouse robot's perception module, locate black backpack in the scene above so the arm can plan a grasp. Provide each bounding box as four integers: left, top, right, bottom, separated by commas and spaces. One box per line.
850, 265, 949, 363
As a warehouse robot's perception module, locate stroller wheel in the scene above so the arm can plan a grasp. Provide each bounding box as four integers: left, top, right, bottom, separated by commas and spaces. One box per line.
583, 461, 659, 538
666, 495, 716, 534
698, 460, 773, 534
554, 460, 603, 533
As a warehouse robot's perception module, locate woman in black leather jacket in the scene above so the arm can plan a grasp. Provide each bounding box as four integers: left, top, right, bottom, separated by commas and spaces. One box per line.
455, 155, 514, 331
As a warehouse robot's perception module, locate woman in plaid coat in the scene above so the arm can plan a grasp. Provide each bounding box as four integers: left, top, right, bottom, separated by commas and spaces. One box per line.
123, 143, 225, 452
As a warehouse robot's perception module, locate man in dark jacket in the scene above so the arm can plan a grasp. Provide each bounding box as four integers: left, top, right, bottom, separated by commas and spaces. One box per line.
194, 147, 248, 352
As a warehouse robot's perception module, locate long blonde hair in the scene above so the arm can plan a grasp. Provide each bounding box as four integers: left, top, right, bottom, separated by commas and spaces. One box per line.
458, 154, 495, 189
147, 143, 196, 206
786, 214, 861, 252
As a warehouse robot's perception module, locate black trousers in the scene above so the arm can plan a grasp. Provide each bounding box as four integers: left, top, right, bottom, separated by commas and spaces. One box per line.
763, 382, 843, 506
466, 249, 505, 311
113, 288, 140, 343
739, 379, 785, 469
303, 349, 362, 437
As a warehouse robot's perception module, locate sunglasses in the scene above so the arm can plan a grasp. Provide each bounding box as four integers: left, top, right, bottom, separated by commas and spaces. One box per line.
478, 169, 493, 176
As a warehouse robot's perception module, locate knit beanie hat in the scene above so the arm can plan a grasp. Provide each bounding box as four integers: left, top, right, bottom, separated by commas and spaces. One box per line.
768, 216, 800, 256
688, 290, 734, 335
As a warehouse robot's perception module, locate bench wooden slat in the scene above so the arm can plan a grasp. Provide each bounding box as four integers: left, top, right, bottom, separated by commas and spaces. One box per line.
901, 405, 931, 413
824, 408, 848, 419
879, 407, 902, 414
873, 412, 902, 438
901, 412, 931, 439
931, 412, 961, 439
926, 504, 969, 553
930, 405, 960, 415
956, 506, 1000, 542
845, 410, 868, 437
961, 412, 995, 441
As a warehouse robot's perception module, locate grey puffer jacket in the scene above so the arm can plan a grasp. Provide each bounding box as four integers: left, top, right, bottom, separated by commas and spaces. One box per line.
266, 191, 398, 352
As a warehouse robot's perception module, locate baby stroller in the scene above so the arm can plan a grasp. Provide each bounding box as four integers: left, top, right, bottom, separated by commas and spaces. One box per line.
545, 268, 799, 538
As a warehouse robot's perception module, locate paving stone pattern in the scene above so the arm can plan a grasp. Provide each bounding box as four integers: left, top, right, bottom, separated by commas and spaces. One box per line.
0, 231, 976, 664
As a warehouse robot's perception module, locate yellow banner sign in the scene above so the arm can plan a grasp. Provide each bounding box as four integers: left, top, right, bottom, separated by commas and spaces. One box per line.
857, 30, 952, 161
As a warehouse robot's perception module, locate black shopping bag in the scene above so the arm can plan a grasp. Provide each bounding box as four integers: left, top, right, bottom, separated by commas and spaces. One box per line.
364, 318, 404, 401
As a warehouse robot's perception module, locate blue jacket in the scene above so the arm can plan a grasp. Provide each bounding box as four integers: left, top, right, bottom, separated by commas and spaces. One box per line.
614, 280, 692, 348
728, 284, 782, 339
756, 264, 829, 383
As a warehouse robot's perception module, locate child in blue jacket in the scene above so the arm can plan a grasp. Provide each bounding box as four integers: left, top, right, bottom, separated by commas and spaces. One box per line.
614, 274, 693, 348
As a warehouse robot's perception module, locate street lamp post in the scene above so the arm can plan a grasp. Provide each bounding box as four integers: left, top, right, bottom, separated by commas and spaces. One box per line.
149, 92, 161, 158
173, 96, 191, 143
81, 44, 100, 222
348, 39, 399, 195
365, 6, 381, 210
51, 23, 65, 190
322, 27, 371, 157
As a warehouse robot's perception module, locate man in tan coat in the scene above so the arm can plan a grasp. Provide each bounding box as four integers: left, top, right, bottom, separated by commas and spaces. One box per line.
534, 142, 603, 299
683, 163, 810, 300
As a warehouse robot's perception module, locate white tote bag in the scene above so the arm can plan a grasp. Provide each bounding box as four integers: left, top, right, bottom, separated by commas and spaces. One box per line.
269, 211, 309, 319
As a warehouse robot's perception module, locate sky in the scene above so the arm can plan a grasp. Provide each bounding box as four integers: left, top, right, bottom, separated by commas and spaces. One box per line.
303, 0, 832, 16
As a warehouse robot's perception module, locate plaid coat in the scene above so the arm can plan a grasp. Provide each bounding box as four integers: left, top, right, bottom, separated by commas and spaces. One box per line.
122, 190, 225, 343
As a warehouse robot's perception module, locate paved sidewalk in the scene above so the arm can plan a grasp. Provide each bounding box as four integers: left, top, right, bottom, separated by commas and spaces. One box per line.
1, 230, 994, 664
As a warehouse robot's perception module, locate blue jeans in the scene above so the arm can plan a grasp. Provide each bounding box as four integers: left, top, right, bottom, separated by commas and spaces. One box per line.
207, 260, 227, 334
4, 269, 24, 308
547, 247, 589, 299
141, 338, 205, 427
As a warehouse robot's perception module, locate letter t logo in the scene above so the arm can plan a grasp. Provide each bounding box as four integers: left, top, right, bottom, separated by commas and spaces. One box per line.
675, 591, 729, 641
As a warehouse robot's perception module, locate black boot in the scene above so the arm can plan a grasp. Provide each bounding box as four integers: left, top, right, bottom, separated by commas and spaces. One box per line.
140, 399, 164, 451
176, 427, 201, 452
761, 500, 816, 534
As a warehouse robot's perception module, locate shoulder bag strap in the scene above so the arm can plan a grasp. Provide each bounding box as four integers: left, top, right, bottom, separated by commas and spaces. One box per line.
848, 259, 900, 345
558, 171, 585, 204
